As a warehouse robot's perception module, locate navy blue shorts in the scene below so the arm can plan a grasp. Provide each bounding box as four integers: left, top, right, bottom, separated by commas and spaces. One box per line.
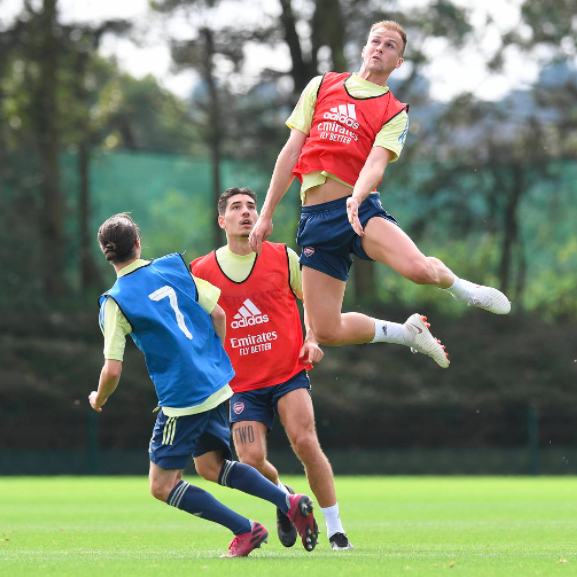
149, 402, 232, 470
229, 370, 311, 431
297, 194, 398, 281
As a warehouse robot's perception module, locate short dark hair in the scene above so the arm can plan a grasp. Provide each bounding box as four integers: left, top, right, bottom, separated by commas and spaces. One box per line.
218, 187, 257, 216
97, 213, 140, 264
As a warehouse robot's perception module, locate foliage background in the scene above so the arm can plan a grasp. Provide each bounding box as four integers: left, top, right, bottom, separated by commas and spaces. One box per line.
1, 0, 576, 474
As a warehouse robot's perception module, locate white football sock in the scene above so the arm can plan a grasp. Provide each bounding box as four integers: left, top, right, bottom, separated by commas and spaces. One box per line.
320, 503, 345, 538
276, 479, 290, 495
444, 274, 477, 300
370, 318, 406, 345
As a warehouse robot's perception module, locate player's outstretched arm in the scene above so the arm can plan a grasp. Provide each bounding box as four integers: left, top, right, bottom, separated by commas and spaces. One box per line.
249, 129, 307, 254
347, 147, 394, 237
89, 359, 122, 412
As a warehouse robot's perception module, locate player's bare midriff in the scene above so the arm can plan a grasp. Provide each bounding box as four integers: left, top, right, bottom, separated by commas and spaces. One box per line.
303, 177, 352, 206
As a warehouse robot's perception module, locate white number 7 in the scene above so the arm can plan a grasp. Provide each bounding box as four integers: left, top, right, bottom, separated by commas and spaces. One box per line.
149, 286, 193, 340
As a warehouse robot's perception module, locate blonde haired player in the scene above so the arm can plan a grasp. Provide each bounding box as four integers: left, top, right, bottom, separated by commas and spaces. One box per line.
249, 20, 509, 365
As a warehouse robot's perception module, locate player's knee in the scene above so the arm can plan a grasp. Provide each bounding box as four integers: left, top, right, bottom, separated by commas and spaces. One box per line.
315, 334, 340, 346
196, 462, 219, 483
406, 259, 440, 285
149, 480, 172, 502
239, 453, 266, 473
307, 315, 340, 346
291, 432, 319, 460
312, 325, 342, 346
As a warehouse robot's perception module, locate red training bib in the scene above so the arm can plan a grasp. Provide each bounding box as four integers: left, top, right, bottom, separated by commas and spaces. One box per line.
294, 72, 408, 187
191, 242, 309, 393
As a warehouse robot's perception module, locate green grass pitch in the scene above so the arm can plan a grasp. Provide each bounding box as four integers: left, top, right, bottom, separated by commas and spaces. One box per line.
1, 476, 575, 576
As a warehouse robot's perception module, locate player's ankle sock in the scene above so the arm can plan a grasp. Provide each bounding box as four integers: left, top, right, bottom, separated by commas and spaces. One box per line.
320, 503, 345, 538
167, 480, 251, 535
444, 274, 476, 299
277, 479, 290, 495
219, 460, 290, 514
371, 319, 406, 345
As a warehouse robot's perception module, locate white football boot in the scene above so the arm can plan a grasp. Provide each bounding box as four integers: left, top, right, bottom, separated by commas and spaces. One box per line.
403, 313, 450, 368
451, 281, 511, 315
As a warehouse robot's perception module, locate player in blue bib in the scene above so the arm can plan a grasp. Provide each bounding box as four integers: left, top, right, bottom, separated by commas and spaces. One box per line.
90, 213, 319, 557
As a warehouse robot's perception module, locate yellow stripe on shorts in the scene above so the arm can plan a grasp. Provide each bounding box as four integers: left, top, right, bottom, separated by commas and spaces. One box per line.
162, 417, 179, 446
169, 417, 178, 445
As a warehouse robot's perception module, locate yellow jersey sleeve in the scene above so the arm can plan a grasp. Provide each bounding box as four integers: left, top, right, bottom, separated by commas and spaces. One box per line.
287, 248, 303, 299
373, 110, 409, 163
100, 297, 131, 361
191, 274, 221, 314
286, 76, 323, 135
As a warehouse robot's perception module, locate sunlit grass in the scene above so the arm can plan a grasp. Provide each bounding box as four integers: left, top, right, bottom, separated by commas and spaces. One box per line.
1, 476, 575, 576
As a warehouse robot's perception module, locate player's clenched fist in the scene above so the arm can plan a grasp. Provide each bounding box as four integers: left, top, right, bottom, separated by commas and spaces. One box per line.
299, 342, 324, 366
88, 391, 106, 412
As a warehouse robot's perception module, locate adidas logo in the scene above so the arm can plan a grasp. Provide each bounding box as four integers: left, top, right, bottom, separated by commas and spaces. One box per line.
323, 104, 360, 129
231, 298, 270, 329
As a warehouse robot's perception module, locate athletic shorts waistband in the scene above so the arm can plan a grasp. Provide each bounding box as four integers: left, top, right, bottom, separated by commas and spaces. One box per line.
301, 192, 380, 214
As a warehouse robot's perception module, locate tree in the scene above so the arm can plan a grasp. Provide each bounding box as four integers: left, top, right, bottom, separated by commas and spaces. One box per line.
406, 0, 577, 307
1, 2, 201, 302
34, 0, 65, 298
64, 23, 131, 292
171, 26, 227, 247
144, 0, 280, 253
0, 0, 131, 299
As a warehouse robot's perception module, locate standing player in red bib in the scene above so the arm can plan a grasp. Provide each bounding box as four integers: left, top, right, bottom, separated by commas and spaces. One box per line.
192, 187, 352, 551
248, 21, 510, 364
